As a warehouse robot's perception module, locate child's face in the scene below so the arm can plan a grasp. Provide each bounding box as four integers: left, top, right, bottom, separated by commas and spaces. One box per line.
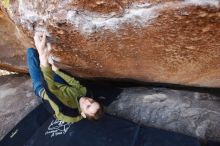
79, 97, 100, 118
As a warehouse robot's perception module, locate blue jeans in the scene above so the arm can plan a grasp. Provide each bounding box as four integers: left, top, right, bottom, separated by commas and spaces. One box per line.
26, 48, 66, 98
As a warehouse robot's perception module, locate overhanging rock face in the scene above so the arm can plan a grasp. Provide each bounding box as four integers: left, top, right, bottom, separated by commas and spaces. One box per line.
0, 0, 220, 87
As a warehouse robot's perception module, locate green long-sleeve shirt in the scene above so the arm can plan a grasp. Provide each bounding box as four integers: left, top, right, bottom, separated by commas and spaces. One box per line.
40, 66, 87, 123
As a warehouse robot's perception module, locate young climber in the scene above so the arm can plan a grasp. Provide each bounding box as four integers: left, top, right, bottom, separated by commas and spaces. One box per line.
26, 32, 103, 123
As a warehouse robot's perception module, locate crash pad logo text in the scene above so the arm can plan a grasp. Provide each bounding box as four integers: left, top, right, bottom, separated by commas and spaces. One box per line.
45, 119, 72, 138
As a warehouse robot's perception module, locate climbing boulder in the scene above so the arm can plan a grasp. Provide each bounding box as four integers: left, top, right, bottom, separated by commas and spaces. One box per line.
0, 0, 219, 87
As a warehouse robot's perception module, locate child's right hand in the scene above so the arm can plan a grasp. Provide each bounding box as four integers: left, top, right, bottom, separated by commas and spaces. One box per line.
34, 32, 49, 67
34, 32, 46, 54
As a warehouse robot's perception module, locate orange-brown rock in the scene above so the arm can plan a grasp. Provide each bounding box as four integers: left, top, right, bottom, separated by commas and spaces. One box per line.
0, 9, 31, 73
0, 0, 219, 87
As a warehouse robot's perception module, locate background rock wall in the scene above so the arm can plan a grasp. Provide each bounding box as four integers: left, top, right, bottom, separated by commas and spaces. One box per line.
0, 75, 40, 140
0, 0, 219, 87
107, 87, 220, 141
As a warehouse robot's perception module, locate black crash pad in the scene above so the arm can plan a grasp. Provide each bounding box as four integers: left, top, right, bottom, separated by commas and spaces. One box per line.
207, 141, 220, 146
0, 103, 202, 146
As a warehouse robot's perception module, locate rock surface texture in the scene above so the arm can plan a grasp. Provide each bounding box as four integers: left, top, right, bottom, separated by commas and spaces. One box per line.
106, 87, 220, 141
0, 0, 220, 87
0, 75, 40, 140
0, 9, 31, 73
